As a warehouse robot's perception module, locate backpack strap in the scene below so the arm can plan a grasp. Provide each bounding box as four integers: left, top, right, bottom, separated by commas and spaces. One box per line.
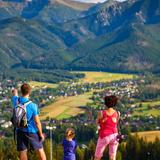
24, 101, 32, 107
20, 101, 32, 109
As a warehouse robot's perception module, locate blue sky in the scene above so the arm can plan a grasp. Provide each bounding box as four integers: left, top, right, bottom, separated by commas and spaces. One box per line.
74, 0, 127, 3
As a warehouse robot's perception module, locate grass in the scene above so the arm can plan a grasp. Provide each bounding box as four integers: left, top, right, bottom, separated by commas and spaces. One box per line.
132, 131, 160, 142
75, 71, 135, 83
132, 100, 160, 117
40, 92, 92, 120
29, 81, 58, 89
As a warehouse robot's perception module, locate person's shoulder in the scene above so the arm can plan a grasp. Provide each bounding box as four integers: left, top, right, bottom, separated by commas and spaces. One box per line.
98, 110, 104, 118
62, 139, 67, 145
115, 109, 120, 115
114, 109, 120, 116
28, 101, 38, 109
73, 139, 77, 144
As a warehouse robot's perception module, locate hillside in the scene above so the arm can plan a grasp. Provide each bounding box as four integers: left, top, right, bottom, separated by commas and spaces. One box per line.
53, 0, 93, 10
0, 17, 71, 69
0, 0, 160, 74
69, 23, 160, 72
65, 0, 160, 72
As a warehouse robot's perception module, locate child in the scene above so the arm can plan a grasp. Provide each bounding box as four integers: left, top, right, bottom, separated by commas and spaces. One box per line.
62, 128, 77, 160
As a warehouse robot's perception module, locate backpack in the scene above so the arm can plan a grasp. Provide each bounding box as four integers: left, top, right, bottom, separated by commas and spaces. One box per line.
12, 100, 32, 128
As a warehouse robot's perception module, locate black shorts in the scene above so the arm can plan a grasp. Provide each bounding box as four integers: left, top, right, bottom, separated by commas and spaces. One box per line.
17, 130, 43, 151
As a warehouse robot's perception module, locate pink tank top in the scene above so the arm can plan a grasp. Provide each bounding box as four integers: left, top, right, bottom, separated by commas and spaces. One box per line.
99, 110, 118, 138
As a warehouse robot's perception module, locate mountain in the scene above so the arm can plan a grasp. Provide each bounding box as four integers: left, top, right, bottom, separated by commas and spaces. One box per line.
66, 0, 160, 72
0, 17, 73, 69
0, 0, 160, 74
53, 0, 93, 10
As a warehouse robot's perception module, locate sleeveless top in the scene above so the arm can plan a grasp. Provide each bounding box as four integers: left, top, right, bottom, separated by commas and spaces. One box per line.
99, 110, 118, 138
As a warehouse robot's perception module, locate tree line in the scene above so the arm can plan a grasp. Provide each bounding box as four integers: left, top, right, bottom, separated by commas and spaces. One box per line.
0, 134, 160, 160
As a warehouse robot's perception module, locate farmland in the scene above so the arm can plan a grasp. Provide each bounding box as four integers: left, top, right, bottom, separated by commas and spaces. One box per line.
40, 71, 135, 119
29, 81, 58, 89
77, 71, 134, 83
133, 131, 160, 142
40, 92, 92, 120
133, 101, 160, 117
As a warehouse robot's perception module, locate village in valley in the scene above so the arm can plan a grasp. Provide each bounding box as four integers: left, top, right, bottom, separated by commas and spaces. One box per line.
0, 72, 160, 140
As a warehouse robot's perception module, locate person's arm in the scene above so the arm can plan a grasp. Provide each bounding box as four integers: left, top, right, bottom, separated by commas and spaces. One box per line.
96, 111, 102, 125
73, 140, 77, 153
34, 115, 45, 141
11, 89, 19, 107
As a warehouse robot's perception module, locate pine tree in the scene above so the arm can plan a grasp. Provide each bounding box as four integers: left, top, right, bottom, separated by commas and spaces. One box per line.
126, 134, 141, 160
76, 146, 84, 160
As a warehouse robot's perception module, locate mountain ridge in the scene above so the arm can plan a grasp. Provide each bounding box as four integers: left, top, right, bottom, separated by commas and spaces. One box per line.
0, 0, 160, 73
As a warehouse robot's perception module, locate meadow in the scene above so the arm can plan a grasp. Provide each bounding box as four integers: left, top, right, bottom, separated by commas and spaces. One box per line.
29, 81, 58, 89
40, 92, 92, 120
133, 101, 160, 117
133, 131, 160, 142
76, 71, 134, 83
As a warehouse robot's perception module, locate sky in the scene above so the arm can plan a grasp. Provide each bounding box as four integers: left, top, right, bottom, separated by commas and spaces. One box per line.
74, 0, 127, 3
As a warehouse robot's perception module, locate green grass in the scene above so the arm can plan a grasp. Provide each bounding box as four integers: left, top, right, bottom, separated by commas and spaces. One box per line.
133, 100, 160, 117
29, 81, 58, 89
73, 71, 135, 83
40, 92, 92, 120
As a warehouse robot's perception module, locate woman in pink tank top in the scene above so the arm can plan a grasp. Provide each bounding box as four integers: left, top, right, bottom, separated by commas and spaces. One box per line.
94, 95, 119, 160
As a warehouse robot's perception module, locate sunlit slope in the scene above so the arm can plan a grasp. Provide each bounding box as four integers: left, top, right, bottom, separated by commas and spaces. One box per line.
132, 131, 160, 142
40, 92, 92, 120
53, 0, 93, 10
77, 71, 134, 83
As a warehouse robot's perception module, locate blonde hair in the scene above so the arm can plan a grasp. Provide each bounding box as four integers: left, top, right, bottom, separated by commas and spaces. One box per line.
66, 128, 75, 139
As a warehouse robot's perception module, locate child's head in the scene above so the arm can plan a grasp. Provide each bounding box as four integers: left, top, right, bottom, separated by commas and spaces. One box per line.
65, 128, 75, 139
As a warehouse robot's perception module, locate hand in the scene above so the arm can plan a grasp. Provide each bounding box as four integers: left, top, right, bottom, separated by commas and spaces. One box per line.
12, 89, 18, 96
39, 133, 45, 142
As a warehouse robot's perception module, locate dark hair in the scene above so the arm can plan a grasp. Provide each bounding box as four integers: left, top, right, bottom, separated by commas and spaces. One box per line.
104, 95, 118, 108
21, 83, 31, 96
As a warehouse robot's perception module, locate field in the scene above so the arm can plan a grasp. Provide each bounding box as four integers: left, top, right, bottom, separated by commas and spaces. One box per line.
40, 92, 92, 120
39, 71, 135, 120
76, 71, 134, 83
133, 101, 160, 117
132, 131, 160, 142
29, 81, 58, 89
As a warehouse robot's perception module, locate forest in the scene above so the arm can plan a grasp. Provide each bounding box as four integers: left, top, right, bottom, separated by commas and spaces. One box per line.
0, 133, 160, 160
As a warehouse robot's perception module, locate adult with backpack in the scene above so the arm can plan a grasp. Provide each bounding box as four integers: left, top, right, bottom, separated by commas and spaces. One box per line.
94, 95, 120, 160
12, 83, 46, 160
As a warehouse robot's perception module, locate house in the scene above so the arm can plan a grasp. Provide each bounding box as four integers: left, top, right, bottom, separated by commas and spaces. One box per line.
1, 121, 12, 128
